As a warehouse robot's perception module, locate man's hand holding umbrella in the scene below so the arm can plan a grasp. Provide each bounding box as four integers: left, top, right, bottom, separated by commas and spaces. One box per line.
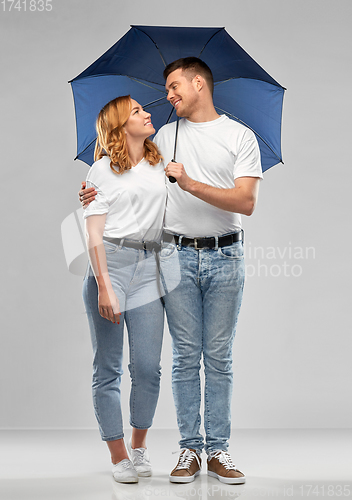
164, 161, 193, 191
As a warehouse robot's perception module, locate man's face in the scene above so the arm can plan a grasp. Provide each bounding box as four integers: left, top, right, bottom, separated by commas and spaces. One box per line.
165, 68, 199, 118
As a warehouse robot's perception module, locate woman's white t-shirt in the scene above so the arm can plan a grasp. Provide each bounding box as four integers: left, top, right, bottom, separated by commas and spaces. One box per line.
83, 156, 166, 242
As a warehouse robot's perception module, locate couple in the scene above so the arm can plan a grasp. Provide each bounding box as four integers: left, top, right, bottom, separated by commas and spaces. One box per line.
80, 57, 262, 485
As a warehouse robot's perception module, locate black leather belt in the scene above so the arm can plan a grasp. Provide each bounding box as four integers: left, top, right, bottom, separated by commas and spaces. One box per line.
162, 230, 244, 250
104, 237, 161, 252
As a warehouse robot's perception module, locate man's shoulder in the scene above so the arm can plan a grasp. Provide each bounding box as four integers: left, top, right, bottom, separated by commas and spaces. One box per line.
218, 116, 258, 147
220, 115, 251, 133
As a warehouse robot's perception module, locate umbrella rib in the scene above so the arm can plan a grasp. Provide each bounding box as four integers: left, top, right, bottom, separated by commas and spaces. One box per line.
198, 28, 224, 58
214, 76, 287, 91
165, 107, 176, 124
127, 76, 166, 94
143, 96, 168, 108
133, 26, 167, 67
215, 106, 283, 164
74, 138, 97, 161
214, 78, 234, 86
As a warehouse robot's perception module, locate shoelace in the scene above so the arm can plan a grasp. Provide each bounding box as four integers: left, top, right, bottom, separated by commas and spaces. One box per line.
210, 451, 236, 471
132, 447, 151, 466
117, 459, 134, 470
175, 449, 201, 471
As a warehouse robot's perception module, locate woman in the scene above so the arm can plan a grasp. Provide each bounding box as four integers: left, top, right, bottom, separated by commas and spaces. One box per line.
82, 95, 166, 483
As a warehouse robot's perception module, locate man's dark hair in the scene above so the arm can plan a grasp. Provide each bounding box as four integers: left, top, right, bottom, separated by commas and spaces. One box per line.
163, 57, 214, 95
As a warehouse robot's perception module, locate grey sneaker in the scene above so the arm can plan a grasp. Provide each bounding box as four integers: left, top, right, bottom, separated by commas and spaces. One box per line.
127, 438, 152, 477
112, 459, 138, 483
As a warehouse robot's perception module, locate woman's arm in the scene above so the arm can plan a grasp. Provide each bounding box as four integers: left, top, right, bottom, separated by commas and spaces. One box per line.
85, 214, 121, 323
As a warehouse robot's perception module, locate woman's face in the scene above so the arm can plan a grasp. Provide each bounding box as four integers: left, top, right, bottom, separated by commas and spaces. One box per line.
124, 99, 155, 139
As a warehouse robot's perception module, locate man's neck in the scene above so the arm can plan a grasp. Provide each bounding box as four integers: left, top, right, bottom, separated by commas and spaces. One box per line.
185, 107, 220, 123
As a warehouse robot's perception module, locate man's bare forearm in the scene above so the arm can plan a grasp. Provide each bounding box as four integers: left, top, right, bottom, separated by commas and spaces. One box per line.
165, 162, 260, 216
185, 177, 259, 215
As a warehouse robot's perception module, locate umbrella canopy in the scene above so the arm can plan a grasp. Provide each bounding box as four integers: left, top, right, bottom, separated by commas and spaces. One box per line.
69, 25, 285, 172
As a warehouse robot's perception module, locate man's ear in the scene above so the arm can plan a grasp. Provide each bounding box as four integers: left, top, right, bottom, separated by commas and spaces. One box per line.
193, 75, 204, 92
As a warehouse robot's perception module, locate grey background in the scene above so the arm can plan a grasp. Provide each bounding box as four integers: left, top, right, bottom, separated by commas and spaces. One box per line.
0, 0, 351, 431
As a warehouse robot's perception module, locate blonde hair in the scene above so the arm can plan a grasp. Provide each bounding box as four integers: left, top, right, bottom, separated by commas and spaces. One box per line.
94, 95, 162, 174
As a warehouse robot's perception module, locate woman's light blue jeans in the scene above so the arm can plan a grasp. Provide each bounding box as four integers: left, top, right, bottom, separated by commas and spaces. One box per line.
159, 236, 245, 454
82, 240, 164, 442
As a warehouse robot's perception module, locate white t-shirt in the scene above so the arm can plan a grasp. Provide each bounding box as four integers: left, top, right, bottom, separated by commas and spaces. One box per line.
83, 156, 166, 242
154, 115, 263, 237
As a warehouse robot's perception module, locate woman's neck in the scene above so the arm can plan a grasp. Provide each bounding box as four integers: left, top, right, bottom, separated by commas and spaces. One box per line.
127, 139, 145, 167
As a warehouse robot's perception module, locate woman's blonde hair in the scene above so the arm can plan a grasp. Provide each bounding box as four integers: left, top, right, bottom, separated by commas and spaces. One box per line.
94, 95, 162, 174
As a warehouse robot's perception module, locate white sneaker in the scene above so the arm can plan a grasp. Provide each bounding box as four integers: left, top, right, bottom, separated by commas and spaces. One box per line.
112, 459, 138, 483
127, 438, 152, 477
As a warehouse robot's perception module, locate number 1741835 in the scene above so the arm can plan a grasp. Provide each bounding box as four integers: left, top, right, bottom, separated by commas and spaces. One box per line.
1, 0, 52, 11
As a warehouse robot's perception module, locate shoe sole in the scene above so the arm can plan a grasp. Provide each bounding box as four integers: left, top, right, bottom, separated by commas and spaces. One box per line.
113, 476, 139, 483
207, 470, 246, 484
137, 470, 152, 477
169, 470, 201, 483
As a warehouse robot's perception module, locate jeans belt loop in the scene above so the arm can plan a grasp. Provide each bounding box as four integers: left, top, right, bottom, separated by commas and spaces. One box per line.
118, 238, 124, 249
177, 235, 183, 250
214, 236, 219, 251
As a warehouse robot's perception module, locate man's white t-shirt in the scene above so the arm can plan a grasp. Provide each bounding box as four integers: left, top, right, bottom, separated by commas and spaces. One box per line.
83, 156, 166, 242
154, 115, 263, 238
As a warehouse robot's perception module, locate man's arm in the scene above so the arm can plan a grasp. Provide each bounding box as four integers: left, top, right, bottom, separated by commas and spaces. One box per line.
164, 162, 260, 216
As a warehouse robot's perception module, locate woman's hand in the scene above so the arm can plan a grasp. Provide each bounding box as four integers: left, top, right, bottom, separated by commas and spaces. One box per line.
98, 288, 121, 324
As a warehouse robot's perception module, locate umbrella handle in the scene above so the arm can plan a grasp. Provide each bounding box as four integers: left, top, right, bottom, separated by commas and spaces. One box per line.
169, 118, 179, 183
169, 159, 177, 183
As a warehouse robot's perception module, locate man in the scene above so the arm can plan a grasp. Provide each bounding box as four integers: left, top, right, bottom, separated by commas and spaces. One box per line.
79, 57, 262, 485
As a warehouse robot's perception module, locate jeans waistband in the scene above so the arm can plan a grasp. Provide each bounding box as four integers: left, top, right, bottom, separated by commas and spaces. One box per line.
103, 237, 161, 252
162, 230, 244, 250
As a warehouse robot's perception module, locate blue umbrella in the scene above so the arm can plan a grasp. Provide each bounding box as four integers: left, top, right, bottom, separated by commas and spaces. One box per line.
69, 25, 285, 172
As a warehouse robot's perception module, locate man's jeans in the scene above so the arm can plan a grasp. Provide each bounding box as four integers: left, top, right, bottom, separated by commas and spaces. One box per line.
160, 237, 245, 454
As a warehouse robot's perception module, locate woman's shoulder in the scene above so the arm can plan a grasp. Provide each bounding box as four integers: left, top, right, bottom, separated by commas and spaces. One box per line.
91, 155, 113, 171
87, 156, 118, 183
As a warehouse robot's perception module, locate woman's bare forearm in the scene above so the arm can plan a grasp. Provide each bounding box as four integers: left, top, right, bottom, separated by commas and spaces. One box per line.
85, 215, 113, 292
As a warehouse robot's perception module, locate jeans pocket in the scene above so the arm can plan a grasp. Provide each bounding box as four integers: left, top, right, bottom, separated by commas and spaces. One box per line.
83, 262, 92, 280
103, 240, 118, 254
159, 242, 177, 259
218, 241, 244, 260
